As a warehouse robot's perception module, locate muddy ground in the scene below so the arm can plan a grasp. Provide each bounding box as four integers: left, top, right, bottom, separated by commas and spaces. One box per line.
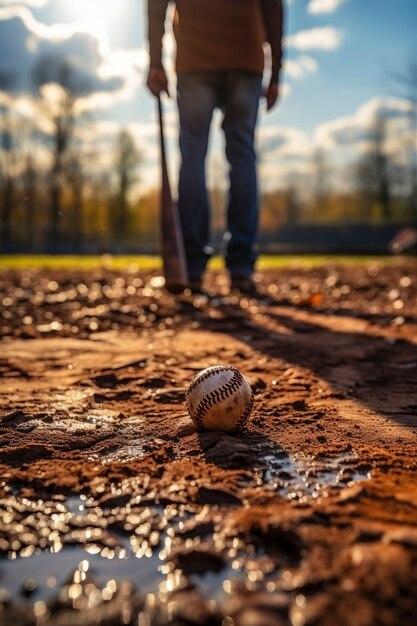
0, 260, 416, 626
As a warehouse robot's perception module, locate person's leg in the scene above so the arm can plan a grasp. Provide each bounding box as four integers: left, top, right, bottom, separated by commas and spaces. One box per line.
221, 71, 263, 280
177, 72, 218, 281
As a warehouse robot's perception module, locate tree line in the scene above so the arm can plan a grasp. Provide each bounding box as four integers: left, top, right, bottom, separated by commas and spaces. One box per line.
0, 60, 416, 253
0, 60, 143, 253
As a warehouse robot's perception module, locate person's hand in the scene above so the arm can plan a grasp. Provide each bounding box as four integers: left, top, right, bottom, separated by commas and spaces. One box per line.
264, 80, 279, 111
146, 67, 169, 97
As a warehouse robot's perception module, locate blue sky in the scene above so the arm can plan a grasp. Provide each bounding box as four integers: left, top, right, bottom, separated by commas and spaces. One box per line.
280, 0, 417, 131
0, 0, 416, 194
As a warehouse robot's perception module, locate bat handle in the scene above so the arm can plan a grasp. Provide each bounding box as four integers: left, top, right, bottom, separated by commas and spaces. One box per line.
157, 95, 167, 168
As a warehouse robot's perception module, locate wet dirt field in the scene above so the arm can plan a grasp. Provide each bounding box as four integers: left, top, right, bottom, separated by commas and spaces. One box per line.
1, 260, 417, 626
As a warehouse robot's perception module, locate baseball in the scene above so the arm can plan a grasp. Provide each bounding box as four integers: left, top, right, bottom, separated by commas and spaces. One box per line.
186, 365, 254, 433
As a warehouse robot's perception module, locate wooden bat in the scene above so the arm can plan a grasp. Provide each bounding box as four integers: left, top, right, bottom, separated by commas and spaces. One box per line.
157, 95, 188, 292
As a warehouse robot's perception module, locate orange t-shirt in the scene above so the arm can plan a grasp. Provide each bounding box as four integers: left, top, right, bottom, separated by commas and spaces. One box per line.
149, 0, 283, 78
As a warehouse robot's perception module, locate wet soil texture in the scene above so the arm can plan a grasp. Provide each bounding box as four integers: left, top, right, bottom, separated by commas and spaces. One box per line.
0, 260, 417, 626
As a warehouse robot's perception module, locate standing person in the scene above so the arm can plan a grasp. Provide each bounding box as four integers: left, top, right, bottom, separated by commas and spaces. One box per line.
147, 0, 284, 294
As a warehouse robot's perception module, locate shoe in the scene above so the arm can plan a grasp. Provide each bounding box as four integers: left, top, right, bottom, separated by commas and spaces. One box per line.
165, 278, 204, 295
230, 277, 260, 297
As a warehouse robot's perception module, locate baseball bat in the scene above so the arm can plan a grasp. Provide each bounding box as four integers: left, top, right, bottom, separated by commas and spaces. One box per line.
157, 95, 188, 292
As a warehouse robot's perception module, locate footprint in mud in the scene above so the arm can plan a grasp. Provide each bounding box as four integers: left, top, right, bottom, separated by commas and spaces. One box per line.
198, 432, 258, 469
198, 431, 371, 500
257, 444, 372, 500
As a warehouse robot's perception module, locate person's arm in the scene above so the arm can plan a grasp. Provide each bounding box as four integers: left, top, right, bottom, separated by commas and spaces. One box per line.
260, 0, 284, 110
261, 0, 284, 83
147, 0, 170, 96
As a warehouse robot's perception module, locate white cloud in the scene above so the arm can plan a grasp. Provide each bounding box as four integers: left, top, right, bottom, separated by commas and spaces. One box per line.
308, 0, 347, 15
259, 159, 314, 191
0, 5, 135, 100
124, 47, 149, 72
124, 95, 416, 194
284, 55, 318, 80
285, 27, 344, 51
259, 124, 310, 154
0, 0, 48, 6
315, 97, 414, 152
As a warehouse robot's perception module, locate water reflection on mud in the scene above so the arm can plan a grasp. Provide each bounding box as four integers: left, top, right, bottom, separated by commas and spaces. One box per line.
0, 449, 372, 616
255, 447, 371, 501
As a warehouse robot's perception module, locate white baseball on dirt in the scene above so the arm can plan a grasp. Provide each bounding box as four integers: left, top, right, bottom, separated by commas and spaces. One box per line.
186, 365, 254, 433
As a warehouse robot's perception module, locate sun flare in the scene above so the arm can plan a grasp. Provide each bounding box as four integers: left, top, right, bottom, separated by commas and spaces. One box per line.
60, 0, 121, 39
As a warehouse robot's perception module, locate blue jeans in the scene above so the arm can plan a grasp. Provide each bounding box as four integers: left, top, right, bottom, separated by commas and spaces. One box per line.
177, 71, 263, 280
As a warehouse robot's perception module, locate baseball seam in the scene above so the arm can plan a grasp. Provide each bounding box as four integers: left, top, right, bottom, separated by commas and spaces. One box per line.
230, 389, 254, 433
187, 365, 236, 397
190, 369, 245, 429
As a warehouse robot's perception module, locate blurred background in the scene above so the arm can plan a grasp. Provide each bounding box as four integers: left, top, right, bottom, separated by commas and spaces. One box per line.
0, 0, 416, 255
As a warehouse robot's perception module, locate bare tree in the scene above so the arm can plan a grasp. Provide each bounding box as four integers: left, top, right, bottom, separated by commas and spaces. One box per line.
355, 114, 392, 220
66, 151, 85, 249
88, 169, 113, 248
392, 59, 417, 218
284, 182, 301, 226
33, 58, 85, 247
312, 148, 331, 206
0, 102, 43, 250
112, 129, 141, 245
22, 153, 38, 249
0, 106, 18, 247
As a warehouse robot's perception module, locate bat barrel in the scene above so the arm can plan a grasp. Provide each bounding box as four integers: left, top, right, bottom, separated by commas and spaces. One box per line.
157, 96, 189, 292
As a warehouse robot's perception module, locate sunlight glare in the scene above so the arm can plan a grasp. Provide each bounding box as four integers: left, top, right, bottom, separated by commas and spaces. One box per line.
61, 0, 121, 39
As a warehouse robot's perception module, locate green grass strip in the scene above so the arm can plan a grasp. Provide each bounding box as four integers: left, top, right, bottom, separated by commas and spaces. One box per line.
0, 254, 413, 271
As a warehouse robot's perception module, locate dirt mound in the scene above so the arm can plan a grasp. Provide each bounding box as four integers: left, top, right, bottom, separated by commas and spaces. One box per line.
1, 262, 416, 625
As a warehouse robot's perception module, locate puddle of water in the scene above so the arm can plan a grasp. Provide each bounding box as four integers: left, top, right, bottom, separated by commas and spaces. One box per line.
256, 447, 371, 500
0, 450, 371, 609
0, 546, 164, 604
0, 501, 225, 606
91, 436, 169, 464
88, 440, 147, 464
64, 495, 94, 517
0, 499, 254, 608
190, 563, 246, 601
0, 538, 243, 607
